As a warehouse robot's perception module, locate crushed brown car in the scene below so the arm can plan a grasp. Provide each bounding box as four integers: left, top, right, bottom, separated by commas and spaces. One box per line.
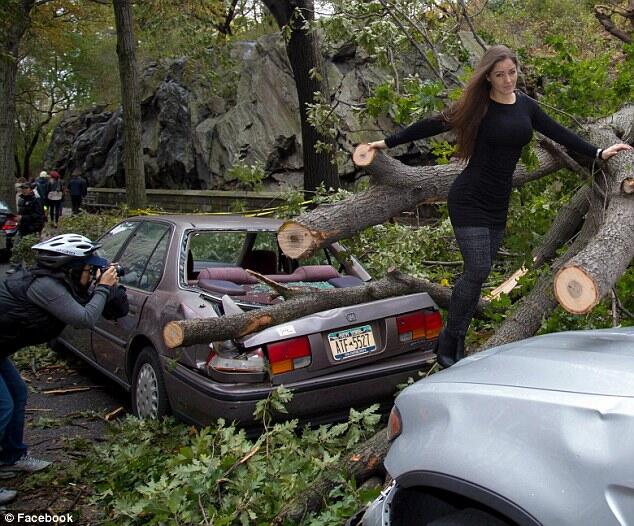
53, 215, 442, 427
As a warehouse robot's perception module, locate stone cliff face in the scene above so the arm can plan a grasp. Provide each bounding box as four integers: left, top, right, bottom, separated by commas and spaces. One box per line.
43, 33, 434, 190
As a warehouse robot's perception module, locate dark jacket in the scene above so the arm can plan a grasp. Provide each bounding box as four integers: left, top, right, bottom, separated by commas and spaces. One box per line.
0, 267, 129, 359
67, 176, 87, 197
0, 268, 66, 357
17, 192, 44, 235
35, 177, 49, 201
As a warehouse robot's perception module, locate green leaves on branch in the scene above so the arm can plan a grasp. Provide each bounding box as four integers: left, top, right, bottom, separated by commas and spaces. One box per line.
364, 77, 444, 124
70, 387, 381, 525
528, 36, 634, 120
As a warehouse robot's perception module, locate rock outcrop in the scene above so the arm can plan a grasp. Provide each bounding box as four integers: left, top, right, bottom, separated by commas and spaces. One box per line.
44, 32, 451, 190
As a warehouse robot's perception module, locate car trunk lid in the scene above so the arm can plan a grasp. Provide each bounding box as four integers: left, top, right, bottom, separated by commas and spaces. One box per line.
240, 292, 440, 383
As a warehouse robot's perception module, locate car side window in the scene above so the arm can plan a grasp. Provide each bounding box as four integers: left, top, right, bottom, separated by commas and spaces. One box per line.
189, 231, 247, 266
96, 221, 138, 262
139, 230, 169, 291
117, 222, 171, 290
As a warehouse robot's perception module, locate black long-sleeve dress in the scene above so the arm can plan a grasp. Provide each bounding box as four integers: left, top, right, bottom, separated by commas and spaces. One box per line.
385, 91, 598, 228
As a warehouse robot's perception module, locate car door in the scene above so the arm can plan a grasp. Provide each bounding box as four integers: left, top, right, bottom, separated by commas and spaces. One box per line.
92, 221, 171, 381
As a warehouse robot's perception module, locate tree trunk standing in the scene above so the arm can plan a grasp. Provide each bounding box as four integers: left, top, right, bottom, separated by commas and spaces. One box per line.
113, 0, 146, 209
261, 0, 339, 195
0, 0, 36, 213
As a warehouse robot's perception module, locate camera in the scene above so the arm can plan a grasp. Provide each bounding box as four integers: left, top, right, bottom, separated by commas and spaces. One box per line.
94, 263, 126, 278
110, 264, 126, 277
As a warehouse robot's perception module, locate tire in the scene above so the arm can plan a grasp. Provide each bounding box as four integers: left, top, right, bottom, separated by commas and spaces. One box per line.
131, 347, 170, 419
428, 508, 514, 526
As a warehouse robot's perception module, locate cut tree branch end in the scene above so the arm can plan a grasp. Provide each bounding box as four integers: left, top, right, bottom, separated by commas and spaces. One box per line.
554, 265, 600, 314
352, 144, 377, 167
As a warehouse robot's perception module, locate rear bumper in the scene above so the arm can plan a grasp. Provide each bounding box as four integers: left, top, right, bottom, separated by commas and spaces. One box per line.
163, 349, 434, 426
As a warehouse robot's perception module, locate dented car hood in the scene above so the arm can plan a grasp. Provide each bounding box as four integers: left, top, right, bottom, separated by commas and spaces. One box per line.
427, 327, 634, 397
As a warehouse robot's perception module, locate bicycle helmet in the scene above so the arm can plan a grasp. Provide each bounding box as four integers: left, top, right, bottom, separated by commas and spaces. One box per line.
32, 234, 108, 269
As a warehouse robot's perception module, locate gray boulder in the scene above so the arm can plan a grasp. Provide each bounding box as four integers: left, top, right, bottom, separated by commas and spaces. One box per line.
44, 31, 446, 190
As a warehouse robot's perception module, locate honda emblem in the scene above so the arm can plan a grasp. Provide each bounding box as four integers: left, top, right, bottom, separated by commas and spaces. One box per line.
346, 312, 357, 322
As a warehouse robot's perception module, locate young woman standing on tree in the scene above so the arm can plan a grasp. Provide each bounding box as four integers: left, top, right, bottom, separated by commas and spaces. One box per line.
368, 45, 632, 369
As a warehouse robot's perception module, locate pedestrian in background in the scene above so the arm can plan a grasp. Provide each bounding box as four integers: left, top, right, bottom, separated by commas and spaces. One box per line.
14, 178, 26, 210
16, 183, 44, 239
47, 171, 64, 228
35, 170, 50, 215
67, 173, 87, 215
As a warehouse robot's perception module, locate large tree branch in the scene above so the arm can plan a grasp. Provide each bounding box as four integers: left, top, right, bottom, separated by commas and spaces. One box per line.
482, 190, 603, 350
278, 143, 564, 259
163, 270, 489, 349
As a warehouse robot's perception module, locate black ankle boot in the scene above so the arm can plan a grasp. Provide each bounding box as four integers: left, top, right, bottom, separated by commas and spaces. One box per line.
435, 329, 457, 369
454, 337, 466, 363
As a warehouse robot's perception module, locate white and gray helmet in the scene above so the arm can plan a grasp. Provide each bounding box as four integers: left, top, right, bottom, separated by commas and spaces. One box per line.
32, 234, 105, 269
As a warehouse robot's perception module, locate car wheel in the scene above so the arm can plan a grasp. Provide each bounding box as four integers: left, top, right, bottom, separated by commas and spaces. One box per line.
132, 347, 170, 419
428, 508, 513, 526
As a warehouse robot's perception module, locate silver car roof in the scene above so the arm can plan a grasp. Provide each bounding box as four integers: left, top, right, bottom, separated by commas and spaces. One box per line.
426, 327, 634, 397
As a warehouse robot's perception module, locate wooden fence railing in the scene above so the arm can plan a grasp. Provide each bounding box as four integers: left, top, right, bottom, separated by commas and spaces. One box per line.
83, 187, 289, 214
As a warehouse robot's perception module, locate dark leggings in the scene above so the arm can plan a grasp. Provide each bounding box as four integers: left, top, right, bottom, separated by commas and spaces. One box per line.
446, 226, 505, 338
49, 200, 62, 224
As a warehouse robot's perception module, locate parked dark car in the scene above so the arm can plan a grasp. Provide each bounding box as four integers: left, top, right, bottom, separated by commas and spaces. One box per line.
0, 200, 18, 262
53, 215, 442, 427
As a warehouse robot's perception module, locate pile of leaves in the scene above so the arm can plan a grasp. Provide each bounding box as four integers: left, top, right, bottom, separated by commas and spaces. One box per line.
26, 387, 382, 526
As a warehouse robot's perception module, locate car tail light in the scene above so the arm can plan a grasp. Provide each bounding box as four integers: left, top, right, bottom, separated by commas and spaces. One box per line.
2, 217, 17, 231
267, 336, 311, 375
206, 347, 265, 373
397, 309, 442, 342
387, 405, 402, 441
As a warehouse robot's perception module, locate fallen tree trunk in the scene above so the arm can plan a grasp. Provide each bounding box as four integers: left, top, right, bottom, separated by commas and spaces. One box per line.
278, 144, 564, 259
554, 120, 634, 314
163, 270, 489, 348
482, 191, 603, 350
531, 184, 592, 267
272, 427, 389, 524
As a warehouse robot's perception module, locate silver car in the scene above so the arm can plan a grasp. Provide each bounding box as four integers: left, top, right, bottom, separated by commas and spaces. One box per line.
361, 327, 634, 526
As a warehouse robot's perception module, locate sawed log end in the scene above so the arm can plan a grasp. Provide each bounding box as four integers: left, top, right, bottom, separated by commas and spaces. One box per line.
277, 221, 317, 259
352, 143, 377, 167
163, 321, 185, 349
553, 265, 600, 315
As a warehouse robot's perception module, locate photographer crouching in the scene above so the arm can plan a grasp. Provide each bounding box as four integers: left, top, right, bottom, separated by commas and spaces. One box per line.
0, 234, 128, 504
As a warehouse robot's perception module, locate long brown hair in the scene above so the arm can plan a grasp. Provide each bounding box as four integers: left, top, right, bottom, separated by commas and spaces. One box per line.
444, 45, 518, 159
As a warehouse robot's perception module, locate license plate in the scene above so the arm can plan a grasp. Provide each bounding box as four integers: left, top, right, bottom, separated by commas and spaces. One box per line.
328, 325, 376, 361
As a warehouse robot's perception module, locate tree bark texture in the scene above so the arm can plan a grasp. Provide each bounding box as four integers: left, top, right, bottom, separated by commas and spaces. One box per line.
272, 427, 389, 524
554, 116, 634, 314
278, 144, 565, 259
0, 0, 36, 212
261, 0, 339, 195
163, 270, 488, 348
531, 184, 592, 267
113, 0, 147, 209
